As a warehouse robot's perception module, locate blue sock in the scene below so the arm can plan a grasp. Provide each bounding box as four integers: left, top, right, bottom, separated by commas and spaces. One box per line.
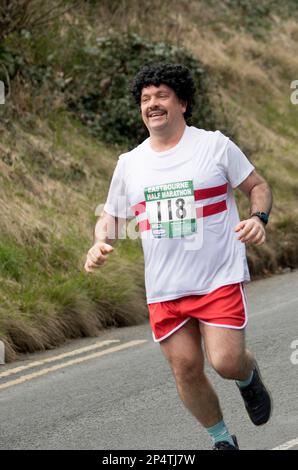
206, 420, 234, 446
236, 370, 254, 389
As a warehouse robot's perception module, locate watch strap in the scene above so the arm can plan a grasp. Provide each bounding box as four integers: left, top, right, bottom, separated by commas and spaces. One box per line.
250, 211, 269, 225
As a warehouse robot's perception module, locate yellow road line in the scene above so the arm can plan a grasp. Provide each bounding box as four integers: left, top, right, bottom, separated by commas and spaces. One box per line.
0, 340, 147, 391
0, 339, 121, 378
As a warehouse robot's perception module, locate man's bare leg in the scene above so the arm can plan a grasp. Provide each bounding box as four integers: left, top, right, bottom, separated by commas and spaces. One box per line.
159, 318, 222, 428
199, 323, 254, 380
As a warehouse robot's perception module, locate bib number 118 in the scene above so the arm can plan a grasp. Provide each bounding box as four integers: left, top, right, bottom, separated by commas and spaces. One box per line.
157, 198, 186, 221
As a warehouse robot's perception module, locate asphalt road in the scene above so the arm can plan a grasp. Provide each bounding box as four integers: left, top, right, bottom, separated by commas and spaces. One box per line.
0, 270, 298, 450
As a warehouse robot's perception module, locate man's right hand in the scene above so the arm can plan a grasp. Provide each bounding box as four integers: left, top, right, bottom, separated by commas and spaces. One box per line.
84, 242, 114, 272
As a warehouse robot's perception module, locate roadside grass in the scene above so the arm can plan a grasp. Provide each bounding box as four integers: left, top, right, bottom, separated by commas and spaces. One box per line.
0, 115, 147, 361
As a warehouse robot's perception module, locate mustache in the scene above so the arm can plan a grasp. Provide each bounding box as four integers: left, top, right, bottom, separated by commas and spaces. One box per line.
146, 107, 167, 117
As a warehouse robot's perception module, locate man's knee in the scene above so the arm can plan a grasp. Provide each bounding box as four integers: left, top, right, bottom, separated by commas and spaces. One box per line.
209, 351, 244, 379
168, 355, 205, 383
159, 319, 205, 381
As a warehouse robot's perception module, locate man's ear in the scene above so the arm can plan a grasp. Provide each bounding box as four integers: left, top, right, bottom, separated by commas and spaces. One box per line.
180, 100, 187, 114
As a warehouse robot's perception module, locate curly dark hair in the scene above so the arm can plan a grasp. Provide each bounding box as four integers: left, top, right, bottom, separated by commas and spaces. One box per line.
131, 63, 196, 122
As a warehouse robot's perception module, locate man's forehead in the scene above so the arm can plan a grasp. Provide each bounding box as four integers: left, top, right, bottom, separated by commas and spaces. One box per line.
141, 84, 172, 95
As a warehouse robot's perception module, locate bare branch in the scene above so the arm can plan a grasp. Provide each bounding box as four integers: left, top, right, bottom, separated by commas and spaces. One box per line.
0, 0, 79, 40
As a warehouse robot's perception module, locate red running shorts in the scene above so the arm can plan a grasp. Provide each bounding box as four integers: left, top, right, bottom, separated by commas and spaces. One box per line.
148, 283, 248, 343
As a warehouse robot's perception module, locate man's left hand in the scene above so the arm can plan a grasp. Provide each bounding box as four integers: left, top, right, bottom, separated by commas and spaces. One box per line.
234, 217, 266, 245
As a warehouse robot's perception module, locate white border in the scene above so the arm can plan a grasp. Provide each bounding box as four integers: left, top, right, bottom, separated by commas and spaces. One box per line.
199, 283, 248, 330
152, 317, 192, 343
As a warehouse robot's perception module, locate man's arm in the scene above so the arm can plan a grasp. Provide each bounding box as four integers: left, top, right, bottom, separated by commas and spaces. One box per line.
93, 211, 125, 245
85, 211, 126, 272
234, 170, 273, 245
236, 170, 273, 215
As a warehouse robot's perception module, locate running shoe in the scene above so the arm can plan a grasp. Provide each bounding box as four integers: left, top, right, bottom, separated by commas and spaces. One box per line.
237, 362, 272, 426
212, 435, 239, 450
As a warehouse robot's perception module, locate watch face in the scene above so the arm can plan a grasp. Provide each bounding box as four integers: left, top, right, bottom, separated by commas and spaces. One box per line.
259, 212, 268, 224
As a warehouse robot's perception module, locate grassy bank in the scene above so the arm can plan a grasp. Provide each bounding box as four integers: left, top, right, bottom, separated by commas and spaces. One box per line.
0, 115, 147, 361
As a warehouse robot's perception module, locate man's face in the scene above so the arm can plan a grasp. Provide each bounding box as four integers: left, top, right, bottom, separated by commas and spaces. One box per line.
140, 84, 187, 133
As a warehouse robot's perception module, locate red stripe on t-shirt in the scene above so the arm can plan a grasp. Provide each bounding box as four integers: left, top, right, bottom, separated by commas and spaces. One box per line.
194, 183, 228, 200
132, 183, 228, 216
132, 201, 146, 216
197, 200, 227, 218
133, 188, 228, 232
137, 201, 227, 232
138, 219, 151, 232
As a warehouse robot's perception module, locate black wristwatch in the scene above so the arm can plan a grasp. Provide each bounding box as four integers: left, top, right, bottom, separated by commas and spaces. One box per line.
250, 211, 269, 225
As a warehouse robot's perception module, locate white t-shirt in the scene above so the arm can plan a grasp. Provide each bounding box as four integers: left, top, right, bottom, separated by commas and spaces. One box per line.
104, 126, 254, 304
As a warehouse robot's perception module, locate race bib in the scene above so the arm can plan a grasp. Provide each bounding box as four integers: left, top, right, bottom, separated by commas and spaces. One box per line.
144, 180, 197, 238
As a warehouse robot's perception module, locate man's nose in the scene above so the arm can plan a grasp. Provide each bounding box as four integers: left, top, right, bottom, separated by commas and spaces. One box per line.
148, 96, 160, 108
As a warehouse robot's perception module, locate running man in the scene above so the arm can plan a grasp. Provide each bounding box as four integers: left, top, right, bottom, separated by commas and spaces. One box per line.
84, 64, 273, 450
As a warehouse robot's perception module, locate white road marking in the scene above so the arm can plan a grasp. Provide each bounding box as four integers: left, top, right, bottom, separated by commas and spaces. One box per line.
0, 340, 147, 390
272, 437, 298, 450
0, 339, 120, 378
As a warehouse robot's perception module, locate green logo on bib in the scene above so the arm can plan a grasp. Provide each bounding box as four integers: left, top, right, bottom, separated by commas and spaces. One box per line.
144, 180, 197, 238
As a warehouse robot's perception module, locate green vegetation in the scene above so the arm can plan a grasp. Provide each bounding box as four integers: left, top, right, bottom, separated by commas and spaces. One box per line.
66, 33, 215, 146
0, 0, 297, 361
